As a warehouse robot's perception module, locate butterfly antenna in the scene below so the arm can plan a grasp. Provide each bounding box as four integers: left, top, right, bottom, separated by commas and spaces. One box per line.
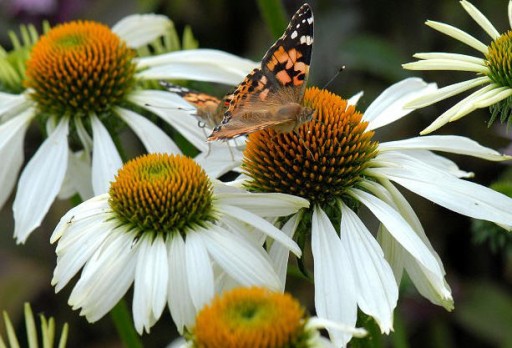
321, 65, 345, 90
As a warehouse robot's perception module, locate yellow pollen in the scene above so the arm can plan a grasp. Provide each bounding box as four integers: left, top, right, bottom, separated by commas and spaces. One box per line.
108, 154, 214, 237
192, 287, 306, 348
243, 87, 378, 206
24, 20, 136, 115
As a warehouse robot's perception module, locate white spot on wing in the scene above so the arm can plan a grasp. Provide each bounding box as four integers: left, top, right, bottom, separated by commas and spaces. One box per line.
300, 35, 313, 45
291, 30, 298, 39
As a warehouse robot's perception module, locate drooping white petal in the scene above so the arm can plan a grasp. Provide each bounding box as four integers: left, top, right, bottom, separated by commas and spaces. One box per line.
307, 317, 368, 338
349, 188, 443, 276
200, 225, 282, 291
184, 230, 215, 311
363, 78, 437, 130
472, 87, 512, 110
135, 49, 256, 85
58, 150, 94, 200
269, 212, 301, 289
426, 20, 488, 54
379, 135, 510, 161
364, 179, 453, 309
168, 234, 196, 333
347, 91, 364, 106
370, 159, 512, 228
13, 117, 69, 244
460, 0, 501, 40
90, 114, 123, 195
128, 90, 208, 152
509, 0, 512, 29
0, 108, 34, 209
115, 106, 181, 154
215, 191, 309, 217
0, 92, 31, 120
133, 235, 169, 334
403, 76, 490, 108
219, 204, 301, 256
111, 14, 171, 48
340, 203, 397, 333
69, 230, 136, 321
311, 206, 357, 347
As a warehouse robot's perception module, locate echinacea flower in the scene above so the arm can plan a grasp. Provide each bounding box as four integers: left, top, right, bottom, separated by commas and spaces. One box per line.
403, 0, 512, 133
50, 153, 308, 334
0, 15, 256, 243
241, 78, 512, 346
1, 303, 68, 348
180, 287, 366, 348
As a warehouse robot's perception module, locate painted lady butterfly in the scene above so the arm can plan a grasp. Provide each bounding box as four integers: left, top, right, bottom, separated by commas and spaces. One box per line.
159, 81, 227, 129
208, 3, 314, 141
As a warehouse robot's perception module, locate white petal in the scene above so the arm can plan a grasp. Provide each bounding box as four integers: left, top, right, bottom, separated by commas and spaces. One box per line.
200, 225, 282, 291
90, 115, 123, 195
311, 206, 357, 347
128, 90, 208, 152
111, 14, 172, 48
371, 160, 512, 227
402, 58, 487, 73
307, 317, 368, 338
115, 106, 181, 154
184, 231, 215, 311
347, 91, 364, 106
58, 150, 94, 200
349, 188, 443, 277
412, 52, 485, 65
363, 78, 437, 130
132, 235, 169, 334
216, 191, 309, 217
135, 49, 256, 85
403, 76, 489, 108
340, 203, 397, 333
269, 212, 301, 289
219, 204, 301, 256
13, 117, 69, 243
168, 234, 196, 333
460, 0, 501, 40
426, 20, 488, 54
472, 87, 512, 110
70, 230, 136, 321
509, 0, 512, 29
0, 92, 31, 120
0, 108, 33, 209
379, 135, 511, 161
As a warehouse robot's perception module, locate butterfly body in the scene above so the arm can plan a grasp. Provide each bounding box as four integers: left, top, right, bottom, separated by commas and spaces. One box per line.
208, 3, 314, 141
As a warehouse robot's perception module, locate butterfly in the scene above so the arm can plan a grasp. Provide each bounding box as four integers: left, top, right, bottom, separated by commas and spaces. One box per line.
207, 3, 314, 141
159, 81, 228, 129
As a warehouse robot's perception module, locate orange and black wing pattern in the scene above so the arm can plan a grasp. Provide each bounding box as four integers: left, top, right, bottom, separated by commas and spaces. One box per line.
208, 3, 314, 141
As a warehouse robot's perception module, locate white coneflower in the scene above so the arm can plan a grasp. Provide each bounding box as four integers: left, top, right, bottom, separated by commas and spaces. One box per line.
51, 153, 308, 334
0, 15, 256, 243
403, 0, 512, 133
241, 78, 512, 346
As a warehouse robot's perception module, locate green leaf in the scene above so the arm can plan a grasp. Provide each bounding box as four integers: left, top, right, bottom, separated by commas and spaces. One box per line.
256, 0, 288, 40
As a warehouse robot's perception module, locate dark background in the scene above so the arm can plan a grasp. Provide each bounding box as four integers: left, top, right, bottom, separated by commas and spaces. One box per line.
0, 0, 511, 347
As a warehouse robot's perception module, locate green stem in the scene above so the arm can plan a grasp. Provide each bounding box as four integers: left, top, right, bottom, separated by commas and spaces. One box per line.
110, 300, 143, 348
256, 0, 289, 40
391, 310, 409, 348
351, 313, 384, 348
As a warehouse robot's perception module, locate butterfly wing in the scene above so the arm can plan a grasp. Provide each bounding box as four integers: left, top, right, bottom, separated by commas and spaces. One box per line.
208, 3, 314, 140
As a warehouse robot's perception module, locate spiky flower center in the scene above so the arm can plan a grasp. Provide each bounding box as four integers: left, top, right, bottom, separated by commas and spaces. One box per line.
24, 20, 136, 116
486, 30, 512, 88
243, 87, 378, 207
108, 154, 214, 238
192, 287, 311, 348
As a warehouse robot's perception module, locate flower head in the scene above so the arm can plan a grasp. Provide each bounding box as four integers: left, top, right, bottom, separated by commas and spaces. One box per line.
242, 78, 512, 346
0, 15, 256, 243
182, 287, 366, 348
51, 153, 308, 334
403, 0, 512, 133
